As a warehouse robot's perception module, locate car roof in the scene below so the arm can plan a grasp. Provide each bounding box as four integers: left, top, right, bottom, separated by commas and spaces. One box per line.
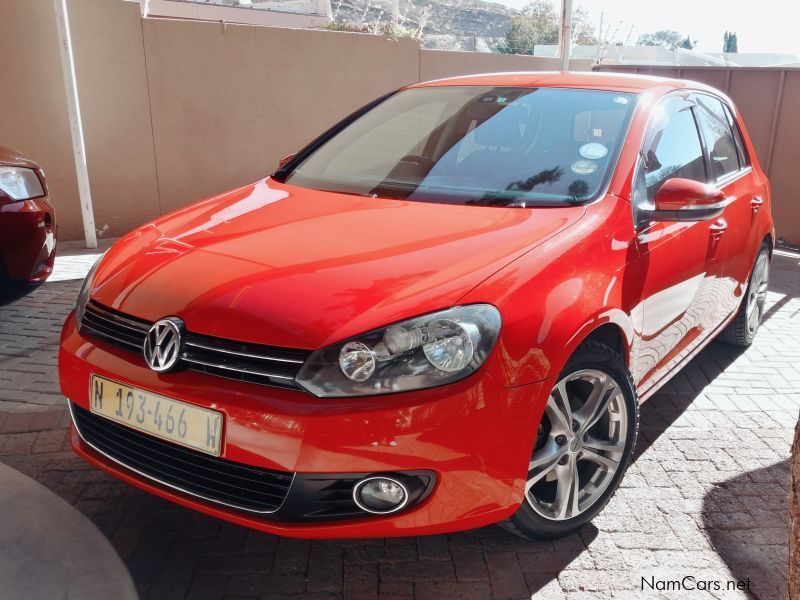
410, 71, 717, 95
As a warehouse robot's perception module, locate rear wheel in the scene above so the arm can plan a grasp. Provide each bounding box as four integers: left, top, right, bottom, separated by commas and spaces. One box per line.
721, 244, 770, 348
502, 341, 638, 540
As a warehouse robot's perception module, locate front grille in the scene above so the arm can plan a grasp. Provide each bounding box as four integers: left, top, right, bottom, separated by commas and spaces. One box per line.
71, 403, 294, 513
80, 301, 310, 390
287, 475, 366, 520
81, 301, 149, 352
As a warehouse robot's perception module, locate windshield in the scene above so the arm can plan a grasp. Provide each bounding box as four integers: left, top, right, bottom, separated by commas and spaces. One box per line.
283, 86, 637, 207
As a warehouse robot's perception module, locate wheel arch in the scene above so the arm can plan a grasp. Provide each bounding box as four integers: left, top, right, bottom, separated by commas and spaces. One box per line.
763, 232, 774, 256
578, 322, 628, 364
561, 311, 633, 371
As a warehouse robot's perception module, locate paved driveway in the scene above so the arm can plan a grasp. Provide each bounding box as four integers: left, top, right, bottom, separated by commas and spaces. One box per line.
1, 250, 798, 599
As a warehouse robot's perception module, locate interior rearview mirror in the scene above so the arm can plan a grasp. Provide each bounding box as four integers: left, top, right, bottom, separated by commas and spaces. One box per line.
648, 178, 728, 222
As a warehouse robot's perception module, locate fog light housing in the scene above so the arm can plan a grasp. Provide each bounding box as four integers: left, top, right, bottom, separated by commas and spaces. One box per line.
353, 476, 409, 514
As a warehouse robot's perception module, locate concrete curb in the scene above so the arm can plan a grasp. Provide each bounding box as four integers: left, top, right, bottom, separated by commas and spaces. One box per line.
0, 461, 138, 600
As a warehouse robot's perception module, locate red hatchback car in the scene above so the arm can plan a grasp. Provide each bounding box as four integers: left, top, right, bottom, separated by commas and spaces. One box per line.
59, 72, 773, 540
0, 145, 56, 287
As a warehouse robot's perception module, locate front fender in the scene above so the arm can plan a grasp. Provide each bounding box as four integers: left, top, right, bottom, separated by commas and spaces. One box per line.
464, 195, 641, 387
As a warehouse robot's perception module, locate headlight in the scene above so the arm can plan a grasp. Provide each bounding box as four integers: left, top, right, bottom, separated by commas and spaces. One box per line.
0, 166, 44, 201
74, 254, 105, 327
296, 304, 501, 397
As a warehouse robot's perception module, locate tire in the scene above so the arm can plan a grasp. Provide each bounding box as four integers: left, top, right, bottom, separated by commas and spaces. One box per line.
501, 341, 639, 540
721, 244, 770, 348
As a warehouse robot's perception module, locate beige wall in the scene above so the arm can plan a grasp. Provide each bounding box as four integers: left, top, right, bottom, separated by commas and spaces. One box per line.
0, 2, 576, 241
0, 0, 80, 237
596, 65, 800, 246
146, 0, 331, 27
71, 0, 161, 238
2, 3, 797, 245
0, 0, 159, 239
420, 50, 592, 81
141, 20, 421, 213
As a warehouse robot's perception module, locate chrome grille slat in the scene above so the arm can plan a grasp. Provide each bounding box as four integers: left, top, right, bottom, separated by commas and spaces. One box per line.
80, 301, 310, 390
82, 314, 146, 347
86, 303, 150, 332
80, 324, 144, 353
181, 356, 296, 380
184, 340, 305, 364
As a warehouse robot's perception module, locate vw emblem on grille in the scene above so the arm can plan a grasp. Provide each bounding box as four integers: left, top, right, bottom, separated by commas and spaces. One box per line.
143, 318, 184, 372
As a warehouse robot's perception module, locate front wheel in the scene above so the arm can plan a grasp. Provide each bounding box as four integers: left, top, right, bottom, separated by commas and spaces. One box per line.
502, 341, 639, 539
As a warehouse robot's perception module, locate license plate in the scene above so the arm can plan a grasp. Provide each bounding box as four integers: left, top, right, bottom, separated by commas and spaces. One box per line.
89, 375, 223, 456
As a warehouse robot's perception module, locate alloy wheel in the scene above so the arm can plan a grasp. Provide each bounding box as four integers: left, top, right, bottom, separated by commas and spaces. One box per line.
525, 369, 628, 521
745, 252, 769, 335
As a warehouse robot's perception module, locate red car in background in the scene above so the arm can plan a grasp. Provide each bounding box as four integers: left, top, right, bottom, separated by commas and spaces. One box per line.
59, 72, 773, 540
0, 145, 56, 287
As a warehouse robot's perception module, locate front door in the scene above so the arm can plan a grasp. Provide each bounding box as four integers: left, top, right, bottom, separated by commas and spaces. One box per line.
693, 93, 765, 322
630, 96, 722, 390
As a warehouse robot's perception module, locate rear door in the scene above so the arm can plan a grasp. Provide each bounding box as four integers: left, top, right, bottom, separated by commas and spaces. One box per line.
631, 95, 722, 389
692, 93, 762, 321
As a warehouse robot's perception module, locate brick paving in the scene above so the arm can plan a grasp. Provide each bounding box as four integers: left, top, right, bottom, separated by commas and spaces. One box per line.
1, 251, 798, 599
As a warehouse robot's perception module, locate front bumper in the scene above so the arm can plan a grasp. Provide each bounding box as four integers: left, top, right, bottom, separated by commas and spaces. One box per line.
60, 312, 552, 538
0, 196, 56, 283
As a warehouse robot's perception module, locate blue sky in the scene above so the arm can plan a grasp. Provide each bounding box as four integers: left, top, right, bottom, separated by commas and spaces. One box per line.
488, 0, 800, 55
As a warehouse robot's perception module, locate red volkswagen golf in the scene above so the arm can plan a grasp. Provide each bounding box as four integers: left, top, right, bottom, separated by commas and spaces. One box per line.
59, 72, 773, 540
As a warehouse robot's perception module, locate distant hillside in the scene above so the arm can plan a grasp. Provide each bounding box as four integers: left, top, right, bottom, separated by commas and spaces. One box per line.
330, 0, 519, 48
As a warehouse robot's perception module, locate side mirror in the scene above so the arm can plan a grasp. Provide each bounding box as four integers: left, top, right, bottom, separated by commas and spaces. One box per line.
648, 178, 728, 222
278, 153, 296, 169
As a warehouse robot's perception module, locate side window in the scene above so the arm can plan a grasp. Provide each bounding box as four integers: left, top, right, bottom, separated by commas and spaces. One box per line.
695, 95, 740, 180
642, 108, 706, 203
723, 102, 750, 168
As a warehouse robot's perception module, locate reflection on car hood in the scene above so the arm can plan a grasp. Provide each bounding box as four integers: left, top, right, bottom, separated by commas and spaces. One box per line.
92, 178, 586, 349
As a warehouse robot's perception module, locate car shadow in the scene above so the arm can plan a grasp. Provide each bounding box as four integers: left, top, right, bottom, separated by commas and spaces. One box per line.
633, 342, 746, 461
702, 460, 790, 600
0, 283, 39, 306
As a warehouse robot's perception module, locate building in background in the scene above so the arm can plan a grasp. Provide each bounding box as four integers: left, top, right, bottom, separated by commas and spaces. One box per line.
139, 0, 332, 28
524, 44, 800, 67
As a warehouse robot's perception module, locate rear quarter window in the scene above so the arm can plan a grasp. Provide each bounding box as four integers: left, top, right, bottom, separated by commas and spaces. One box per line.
694, 95, 741, 180
722, 102, 750, 168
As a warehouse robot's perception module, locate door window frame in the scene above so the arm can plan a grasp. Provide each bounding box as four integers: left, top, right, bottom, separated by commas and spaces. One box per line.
632, 92, 708, 229
722, 101, 751, 170
691, 92, 752, 186
632, 90, 752, 230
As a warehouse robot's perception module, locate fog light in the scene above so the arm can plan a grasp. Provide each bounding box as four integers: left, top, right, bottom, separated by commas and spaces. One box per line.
353, 476, 409, 514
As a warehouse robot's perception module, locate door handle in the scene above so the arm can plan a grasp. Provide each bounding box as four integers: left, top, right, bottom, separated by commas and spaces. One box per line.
709, 219, 728, 238
751, 196, 764, 213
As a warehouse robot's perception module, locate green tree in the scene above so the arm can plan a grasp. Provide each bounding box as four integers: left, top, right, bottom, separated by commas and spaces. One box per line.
500, 0, 596, 55
723, 30, 738, 53
678, 35, 695, 50
572, 7, 598, 45
500, 0, 559, 54
637, 29, 688, 51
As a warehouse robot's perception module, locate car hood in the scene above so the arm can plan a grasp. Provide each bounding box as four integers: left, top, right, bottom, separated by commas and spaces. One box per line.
0, 144, 40, 169
92, 179, 585, 349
